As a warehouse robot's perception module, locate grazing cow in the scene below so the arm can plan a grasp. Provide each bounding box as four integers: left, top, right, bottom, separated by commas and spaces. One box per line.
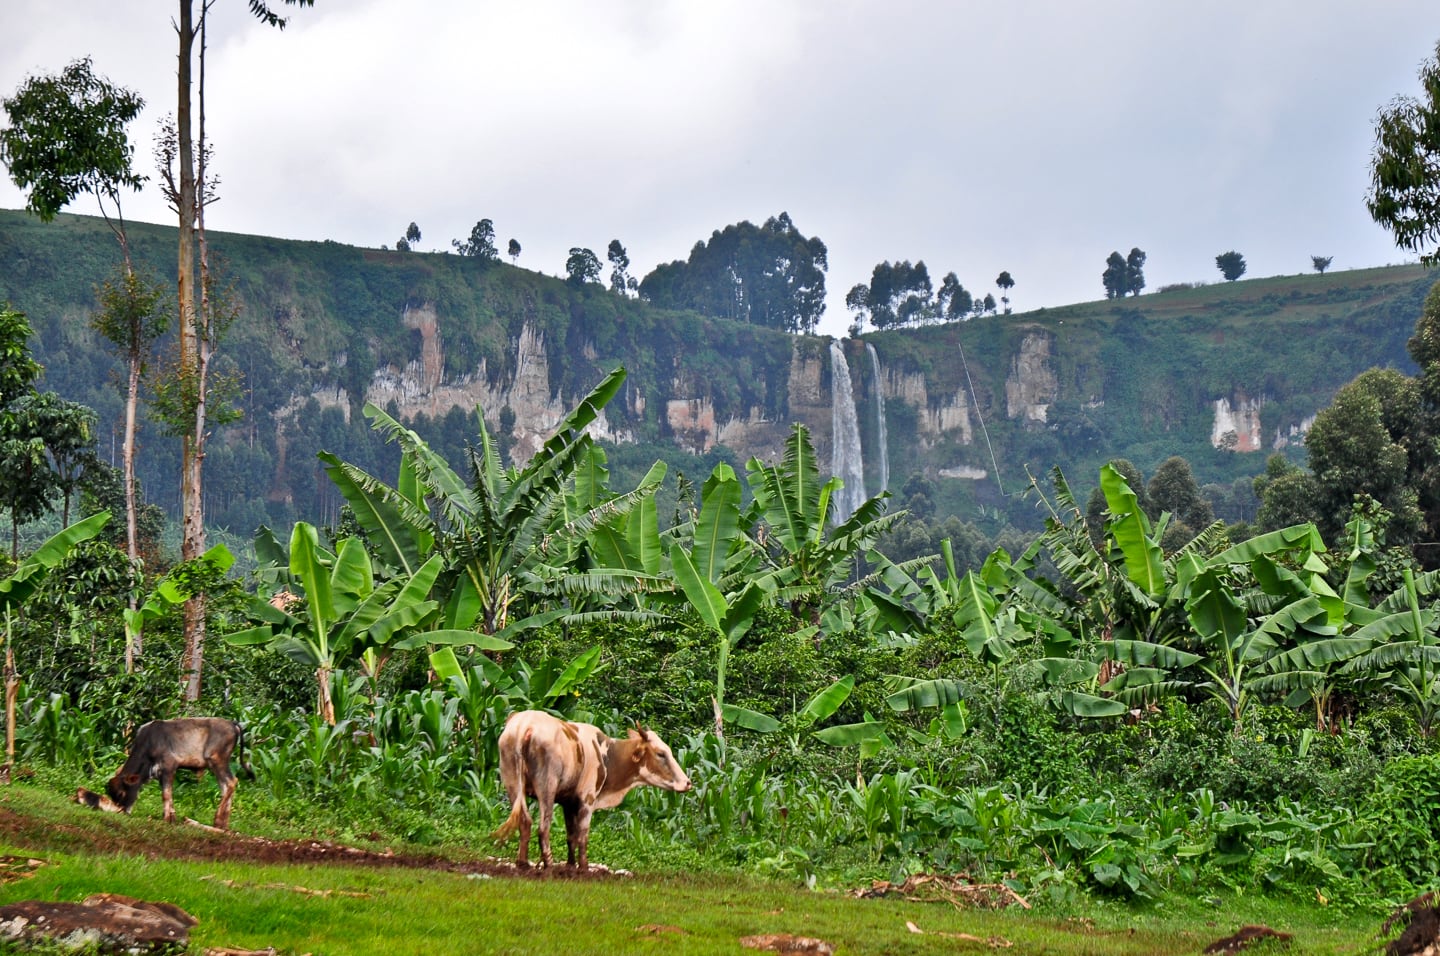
75, 718, 254, 830
490, 710, 692, 870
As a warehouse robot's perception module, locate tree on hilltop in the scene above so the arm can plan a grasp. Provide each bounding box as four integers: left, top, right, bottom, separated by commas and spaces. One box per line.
1216, 251, 1247, 281
937, 271, 972, 321
508, 238, 521, 263
453, 219, 498, 260
1102, 249, 1146, 298
996, 271, 1014, 313
637, 212, 828, 333
566, 247, 602, 286
607, 239, 635, 295
1126, 248, 1146, 296
1102, 251, 1127, 299
397, 221, 421, 252
1311, 255, 1333, 274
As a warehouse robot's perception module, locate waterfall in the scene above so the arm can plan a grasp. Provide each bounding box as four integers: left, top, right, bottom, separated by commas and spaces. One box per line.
866, 342, 889, 496
830, 341, 867, 524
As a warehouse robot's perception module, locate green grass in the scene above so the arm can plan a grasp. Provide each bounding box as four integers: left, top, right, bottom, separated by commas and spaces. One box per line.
0, 783, 1386, 955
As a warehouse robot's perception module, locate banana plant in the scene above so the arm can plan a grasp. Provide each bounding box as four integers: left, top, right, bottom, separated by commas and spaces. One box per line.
720, 674, 891, 759
1343, 568, 1440, 734
225, 522, 490, 724
319, 366, 659, 643
665, 459, 770, 738
0, 510, 108, 778
746, 423, 905, 624
1249, 511, 1388, 730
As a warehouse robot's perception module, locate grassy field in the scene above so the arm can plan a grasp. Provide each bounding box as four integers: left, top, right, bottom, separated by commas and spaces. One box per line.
0, 782, 1388, 955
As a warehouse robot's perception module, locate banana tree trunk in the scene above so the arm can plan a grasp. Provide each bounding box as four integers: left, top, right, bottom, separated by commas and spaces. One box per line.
3, 640, 16, 784
317, 665, 335, 726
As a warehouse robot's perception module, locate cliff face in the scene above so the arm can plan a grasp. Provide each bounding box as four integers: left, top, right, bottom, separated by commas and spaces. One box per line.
273, 297, 1334, 498
2, 210, 1431, 529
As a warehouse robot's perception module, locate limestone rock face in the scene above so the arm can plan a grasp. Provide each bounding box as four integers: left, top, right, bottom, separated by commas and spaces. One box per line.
1211, 395, 1266, 452
883, 368, 971, 445
1006, 331, 1058, 423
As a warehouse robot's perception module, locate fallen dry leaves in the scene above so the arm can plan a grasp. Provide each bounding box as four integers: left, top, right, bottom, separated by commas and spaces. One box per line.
854, 872, 1031, 910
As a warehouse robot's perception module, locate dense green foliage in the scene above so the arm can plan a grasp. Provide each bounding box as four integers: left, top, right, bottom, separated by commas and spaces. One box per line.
1368, 38, 1440, 266
638, 212, 828, 333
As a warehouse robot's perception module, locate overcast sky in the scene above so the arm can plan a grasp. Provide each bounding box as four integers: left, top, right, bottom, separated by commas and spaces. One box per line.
2, 1, 1437, 337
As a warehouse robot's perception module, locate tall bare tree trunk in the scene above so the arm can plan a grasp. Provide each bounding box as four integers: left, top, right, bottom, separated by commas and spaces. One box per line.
2, 639, 15, 784
176, 0, 206, 702
123, 342, 140, 673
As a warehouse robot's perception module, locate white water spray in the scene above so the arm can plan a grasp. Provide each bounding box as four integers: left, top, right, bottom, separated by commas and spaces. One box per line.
865, 342, 889, 496
830, 341, 867, 524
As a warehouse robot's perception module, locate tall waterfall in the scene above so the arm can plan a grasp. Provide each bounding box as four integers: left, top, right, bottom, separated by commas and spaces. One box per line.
830, 341, 867, 524
865, 342, 889, 496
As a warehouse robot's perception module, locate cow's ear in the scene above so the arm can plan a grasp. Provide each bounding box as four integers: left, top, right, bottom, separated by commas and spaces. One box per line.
122, 773, 142, 786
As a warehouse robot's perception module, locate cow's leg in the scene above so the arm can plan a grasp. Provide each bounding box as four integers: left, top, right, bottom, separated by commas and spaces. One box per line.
160, 771, 176, 823
536, 796, 556, 868
211, 760, 237, 830
560, 800, 580, 867
498, 740, 532, 866
572, 802, 594, 871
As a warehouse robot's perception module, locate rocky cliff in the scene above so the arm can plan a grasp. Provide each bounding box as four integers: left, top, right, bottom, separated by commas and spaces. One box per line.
0, 209, 1431, 530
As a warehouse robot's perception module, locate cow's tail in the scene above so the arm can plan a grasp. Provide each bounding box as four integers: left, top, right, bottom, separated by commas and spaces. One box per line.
233, 721, 256, 780
489, 729, 529, 845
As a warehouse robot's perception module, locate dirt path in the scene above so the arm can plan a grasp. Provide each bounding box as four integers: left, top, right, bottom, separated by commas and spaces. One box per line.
0, 806, 615, 881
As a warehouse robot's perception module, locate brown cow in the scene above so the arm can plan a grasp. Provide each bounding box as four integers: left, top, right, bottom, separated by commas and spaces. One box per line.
490, 710, 692, 870
76, 718, 254, 829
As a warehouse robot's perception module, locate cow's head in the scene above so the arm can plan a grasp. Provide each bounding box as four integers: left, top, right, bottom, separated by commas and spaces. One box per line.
628, 726, 692, 793
76, 785, 126, 814
104, 772, 144, 812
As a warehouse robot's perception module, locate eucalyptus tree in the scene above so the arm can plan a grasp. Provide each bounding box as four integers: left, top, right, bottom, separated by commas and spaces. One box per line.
1367, 38, 1440, 265
0, 57, 145, 261
565, 247, 602, 286
996, 271, 1015, 313
92, 269, 170, 581
453, 219, 498, 260
164, 0, 314, 701
607, 240, 633, 295
1, 59, 161, 583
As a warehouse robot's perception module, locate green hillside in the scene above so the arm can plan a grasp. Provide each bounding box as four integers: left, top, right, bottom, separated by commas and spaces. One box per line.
0, 207, 1433, 540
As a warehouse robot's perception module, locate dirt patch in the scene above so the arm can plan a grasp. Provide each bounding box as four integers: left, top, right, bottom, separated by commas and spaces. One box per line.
1203, 924, 1293, 954
0, 893, 196, 952
0, 806, 620, 881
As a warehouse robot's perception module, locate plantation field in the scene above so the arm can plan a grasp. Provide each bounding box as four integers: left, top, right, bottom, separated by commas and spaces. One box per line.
0, 783, 1387, 955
